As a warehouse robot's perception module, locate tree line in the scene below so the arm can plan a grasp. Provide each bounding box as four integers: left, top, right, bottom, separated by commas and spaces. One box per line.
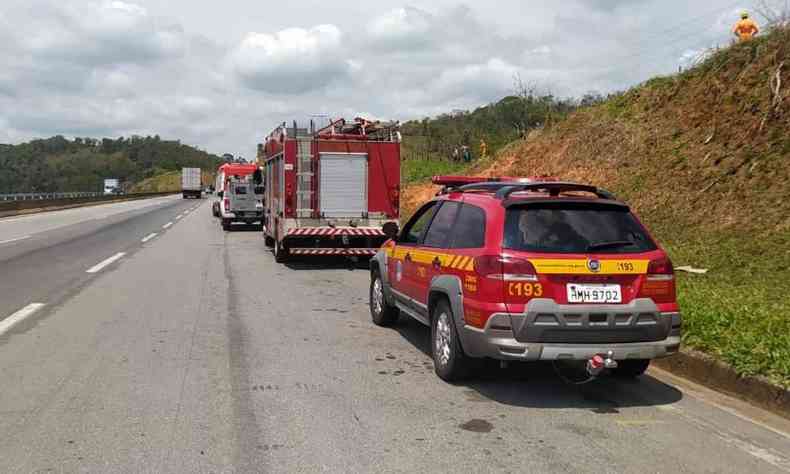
0, 135, 223, 193
401, 85, 611, 163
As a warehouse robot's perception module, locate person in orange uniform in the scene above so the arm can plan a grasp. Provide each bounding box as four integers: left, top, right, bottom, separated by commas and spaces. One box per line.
733, 11, 760, 41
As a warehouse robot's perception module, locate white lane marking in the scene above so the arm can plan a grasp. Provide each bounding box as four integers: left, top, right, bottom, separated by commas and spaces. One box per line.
651, 367, 790, 441
0, 303, 46, 337
141, 233, 158, 243
175, 214, 183, 220
163, 222, 173, 229
86, 252, 125, 274
0, 235, 31, 245
657, 405, 790, 471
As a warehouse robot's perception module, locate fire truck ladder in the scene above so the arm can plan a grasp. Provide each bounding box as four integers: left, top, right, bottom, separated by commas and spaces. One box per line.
296, 136, 314, 219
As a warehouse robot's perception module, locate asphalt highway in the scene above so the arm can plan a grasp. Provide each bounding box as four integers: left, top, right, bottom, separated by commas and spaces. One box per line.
0, 197, 789, 473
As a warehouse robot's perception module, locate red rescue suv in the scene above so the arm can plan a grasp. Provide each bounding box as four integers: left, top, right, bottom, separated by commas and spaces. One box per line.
370, 176, 682, 381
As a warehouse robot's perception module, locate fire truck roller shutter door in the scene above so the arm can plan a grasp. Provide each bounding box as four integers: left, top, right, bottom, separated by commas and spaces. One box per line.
319, 153, 368, 218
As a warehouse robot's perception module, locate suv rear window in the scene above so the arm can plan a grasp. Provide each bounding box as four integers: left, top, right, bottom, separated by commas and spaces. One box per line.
503, 203, 657, 254
234, 185, 248, 195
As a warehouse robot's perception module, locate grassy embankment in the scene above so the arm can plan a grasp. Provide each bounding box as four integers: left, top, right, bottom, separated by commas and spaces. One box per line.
401, 27, 790, 387
129, 170, 216, 193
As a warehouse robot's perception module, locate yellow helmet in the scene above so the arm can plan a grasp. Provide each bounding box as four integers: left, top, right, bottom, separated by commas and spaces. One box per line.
741, 11, 749, 19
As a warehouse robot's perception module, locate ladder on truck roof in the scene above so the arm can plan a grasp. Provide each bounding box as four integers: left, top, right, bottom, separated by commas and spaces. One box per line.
296, 137, 314, 219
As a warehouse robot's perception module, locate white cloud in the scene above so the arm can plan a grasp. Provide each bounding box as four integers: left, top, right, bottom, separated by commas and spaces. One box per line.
229, 24, 354, 94
367, 6, 435, 49
24, 0, 186, 67
431, 58, 521, 102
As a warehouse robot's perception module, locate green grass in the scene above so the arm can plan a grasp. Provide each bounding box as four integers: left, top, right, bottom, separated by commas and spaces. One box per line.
401, 158, 471, 184
661, 231, 790, 387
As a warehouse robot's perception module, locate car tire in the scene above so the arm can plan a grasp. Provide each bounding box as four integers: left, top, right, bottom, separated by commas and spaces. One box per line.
369, 270, 399, 326
264, 234, 275, 247
613, 359, 650, 378
274, 238, 289, 263
431, 299, 470, 382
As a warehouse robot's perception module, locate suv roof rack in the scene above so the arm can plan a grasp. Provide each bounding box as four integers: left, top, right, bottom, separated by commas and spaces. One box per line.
492, 182, 617, 200
432, 176, 617, 201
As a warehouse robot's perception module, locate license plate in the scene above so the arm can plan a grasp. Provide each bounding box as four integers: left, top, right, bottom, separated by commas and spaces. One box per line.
567, 284, 622, 303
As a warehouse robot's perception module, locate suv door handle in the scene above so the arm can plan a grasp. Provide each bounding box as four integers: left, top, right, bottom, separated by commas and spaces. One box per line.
404, 253, 412, 262
432, 257, 441, 269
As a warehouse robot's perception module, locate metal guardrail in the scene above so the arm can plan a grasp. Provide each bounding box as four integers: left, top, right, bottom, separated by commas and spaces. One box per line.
0, 192, 104, 202
0, 191, 179, 218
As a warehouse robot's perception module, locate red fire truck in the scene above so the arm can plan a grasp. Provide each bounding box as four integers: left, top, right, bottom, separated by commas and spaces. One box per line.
259, 117, 401, 262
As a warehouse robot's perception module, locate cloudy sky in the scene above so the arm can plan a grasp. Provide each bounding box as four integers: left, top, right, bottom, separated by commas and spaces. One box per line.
0, 0, 763, 158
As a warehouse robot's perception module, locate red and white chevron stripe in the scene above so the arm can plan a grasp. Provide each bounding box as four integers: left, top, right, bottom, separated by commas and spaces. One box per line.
289, 248, 378, 256
286, 227, 385, 237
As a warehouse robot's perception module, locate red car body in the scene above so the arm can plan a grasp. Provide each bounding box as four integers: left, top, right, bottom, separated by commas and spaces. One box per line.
369, 177, 682, 381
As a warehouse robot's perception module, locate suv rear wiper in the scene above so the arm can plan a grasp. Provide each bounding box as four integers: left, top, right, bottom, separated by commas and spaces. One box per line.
587, 240, 636, 251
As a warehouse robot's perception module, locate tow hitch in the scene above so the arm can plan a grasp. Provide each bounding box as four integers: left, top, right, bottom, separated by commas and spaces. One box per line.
553, 351, 618, 385
586, 351, 618, 377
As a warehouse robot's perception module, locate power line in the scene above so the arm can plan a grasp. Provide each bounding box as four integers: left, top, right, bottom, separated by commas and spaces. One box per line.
629, 0, 746, 43
585, 1, 752, 81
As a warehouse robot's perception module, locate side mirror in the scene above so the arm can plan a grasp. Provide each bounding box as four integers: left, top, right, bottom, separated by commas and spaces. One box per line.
382, 222, 399, 241
253, 169, 263, 185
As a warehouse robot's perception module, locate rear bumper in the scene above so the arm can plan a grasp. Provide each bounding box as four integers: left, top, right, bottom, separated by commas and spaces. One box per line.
285, 227, 386, 237
221, 210, 263, 220
459, 310, 682, 361
290, 248, 377, 257
282, 225, 391, 253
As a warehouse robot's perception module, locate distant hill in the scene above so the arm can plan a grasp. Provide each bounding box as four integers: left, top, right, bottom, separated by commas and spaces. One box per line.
400, 92, 581, 164
398, 82, 598, 184
401, 26, 790, 386
0, 135, 223, 193
129, 169, 216, 193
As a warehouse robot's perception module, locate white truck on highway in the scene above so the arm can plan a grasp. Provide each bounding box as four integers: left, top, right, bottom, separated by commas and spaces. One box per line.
103, 178, 120, 195
181, 168, 202, 199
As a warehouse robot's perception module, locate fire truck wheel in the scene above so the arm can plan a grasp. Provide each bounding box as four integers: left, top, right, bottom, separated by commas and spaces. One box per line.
274, 239, 289, 263
370, 270, 398, 326
431, 299, 470, 382
612, 359, 650, 378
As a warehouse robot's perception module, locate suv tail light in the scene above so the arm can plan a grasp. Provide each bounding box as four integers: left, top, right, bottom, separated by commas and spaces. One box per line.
639, 256, 676, 303
223, 198, 230, 212
647, 257, 674, 279
474, 255, 538, 281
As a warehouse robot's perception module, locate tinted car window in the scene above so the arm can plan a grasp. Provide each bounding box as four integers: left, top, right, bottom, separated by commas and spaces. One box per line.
401, 202, 438, 245
450, 204, 486, 248
504, 203, 657, 254
422, 202, 460, 248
